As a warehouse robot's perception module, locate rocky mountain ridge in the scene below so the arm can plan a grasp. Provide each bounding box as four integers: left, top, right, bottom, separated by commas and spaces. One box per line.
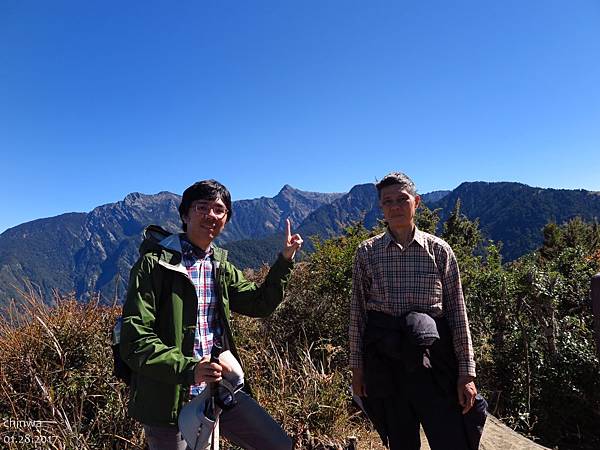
0, 186, 341, 304
2, 181, 600, 305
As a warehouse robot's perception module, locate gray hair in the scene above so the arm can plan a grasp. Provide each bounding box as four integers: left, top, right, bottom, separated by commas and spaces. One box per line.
375, 172, 417, 198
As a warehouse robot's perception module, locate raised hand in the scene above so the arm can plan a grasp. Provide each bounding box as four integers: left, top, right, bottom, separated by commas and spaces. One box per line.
282, 218, 303, 261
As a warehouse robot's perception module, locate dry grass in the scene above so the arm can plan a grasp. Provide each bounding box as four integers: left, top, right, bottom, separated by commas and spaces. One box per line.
0, 288, 379, 449
0, 290, 143, 449
235, 329, 362, 449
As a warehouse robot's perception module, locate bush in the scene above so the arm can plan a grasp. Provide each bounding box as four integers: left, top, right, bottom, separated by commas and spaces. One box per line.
465, 221, 600, 449
0, 284, 379, 450
3, 216, 599, 449
0, 292, 143, 449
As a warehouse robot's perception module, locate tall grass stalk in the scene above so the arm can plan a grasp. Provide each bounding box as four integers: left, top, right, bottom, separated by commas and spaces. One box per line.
0, 286, 379, 449
0, 291, 143, 449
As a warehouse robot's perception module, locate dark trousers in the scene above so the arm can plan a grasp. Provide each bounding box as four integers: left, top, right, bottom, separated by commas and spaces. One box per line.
372, 366, 470, 450
362, 311, 472, 450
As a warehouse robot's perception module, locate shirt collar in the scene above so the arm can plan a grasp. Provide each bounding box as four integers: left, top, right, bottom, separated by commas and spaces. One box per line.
180, 235, 213, 260
384, 226, 426, 249
413, 227, 426, 248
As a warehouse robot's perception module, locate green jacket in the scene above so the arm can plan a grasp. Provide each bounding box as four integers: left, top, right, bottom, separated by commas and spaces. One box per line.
120, 225, 293, 426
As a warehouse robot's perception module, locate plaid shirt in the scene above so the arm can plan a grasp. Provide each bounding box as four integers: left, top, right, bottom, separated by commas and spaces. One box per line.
180, 237, 223, 395
350, 227, 476, 377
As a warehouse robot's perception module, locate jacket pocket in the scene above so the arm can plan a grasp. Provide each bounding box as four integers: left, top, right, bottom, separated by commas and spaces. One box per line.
130, 375, 181, 425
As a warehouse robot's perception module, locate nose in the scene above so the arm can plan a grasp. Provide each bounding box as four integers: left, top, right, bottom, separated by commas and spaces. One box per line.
205, 208, 220, 219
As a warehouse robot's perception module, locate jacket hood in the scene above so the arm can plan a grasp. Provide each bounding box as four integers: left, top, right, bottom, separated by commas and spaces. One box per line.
139, 225, 228, 266
139, 225, 180, 255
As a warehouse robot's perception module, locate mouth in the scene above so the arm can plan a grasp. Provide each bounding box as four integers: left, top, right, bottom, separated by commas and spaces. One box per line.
200, 222, 218, 232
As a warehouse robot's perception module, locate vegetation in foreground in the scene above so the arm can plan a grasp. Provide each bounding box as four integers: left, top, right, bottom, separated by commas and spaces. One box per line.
1, 202, 599, 449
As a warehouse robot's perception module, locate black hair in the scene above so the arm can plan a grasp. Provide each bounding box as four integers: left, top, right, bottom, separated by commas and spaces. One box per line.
178, 180, 232, 231
375, 172, 417, 198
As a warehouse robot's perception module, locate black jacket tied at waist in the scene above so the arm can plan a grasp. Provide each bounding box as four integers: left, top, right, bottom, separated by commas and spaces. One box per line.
363, 310, 457, 396
361, 310, 487, 450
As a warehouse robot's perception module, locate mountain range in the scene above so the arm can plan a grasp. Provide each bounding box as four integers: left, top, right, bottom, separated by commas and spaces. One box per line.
1, 181, 599, 305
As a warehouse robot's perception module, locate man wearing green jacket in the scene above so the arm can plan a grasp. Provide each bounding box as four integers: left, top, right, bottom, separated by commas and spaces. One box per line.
121, 179, 302, 450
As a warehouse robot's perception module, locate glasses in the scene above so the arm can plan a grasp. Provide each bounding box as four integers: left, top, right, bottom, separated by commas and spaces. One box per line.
191, 202, 228, 219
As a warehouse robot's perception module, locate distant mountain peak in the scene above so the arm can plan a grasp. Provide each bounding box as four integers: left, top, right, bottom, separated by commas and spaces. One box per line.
5, 180, 599, 306
276, 184, 299, 198
349, 183, 375, 193
274, 184, 344, 204
421, 190, 451, 204
118, 191, 180, 210
123, 192, 144, 204
455, 181, 529, 190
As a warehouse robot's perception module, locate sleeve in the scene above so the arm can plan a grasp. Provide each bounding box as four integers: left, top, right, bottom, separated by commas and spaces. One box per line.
440, 245, 477, 377
226, 253, 294, 317
120, 256, 198, 386
349, 244, 369, 369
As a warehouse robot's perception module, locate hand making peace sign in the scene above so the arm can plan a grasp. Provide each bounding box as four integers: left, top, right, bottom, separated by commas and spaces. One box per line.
282, 218, 303, 261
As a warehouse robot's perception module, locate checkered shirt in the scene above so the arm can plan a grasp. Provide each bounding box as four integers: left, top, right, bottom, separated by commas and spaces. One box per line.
349, 227, 476, 377
180, 237, 223, 395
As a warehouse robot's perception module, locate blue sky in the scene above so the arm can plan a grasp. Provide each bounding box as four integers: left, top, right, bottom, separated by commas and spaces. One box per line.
1, 0, 599, 233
